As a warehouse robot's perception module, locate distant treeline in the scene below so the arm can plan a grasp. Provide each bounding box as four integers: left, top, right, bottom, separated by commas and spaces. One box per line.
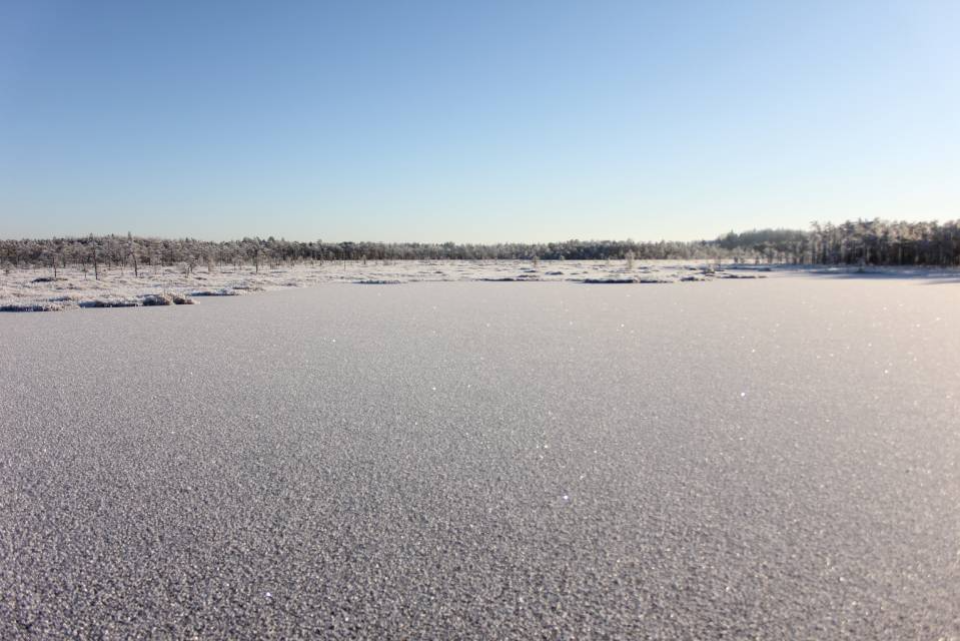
0, 235, 737, 272
718, 219, 960, 266
2, 219, 959, 272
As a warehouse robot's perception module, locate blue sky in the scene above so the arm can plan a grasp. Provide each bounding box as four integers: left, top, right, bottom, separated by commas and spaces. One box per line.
1, 1, 957, 242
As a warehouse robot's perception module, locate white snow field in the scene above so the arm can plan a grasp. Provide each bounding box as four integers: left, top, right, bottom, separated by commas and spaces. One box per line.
0, 259, 765, 311
1, 274, 958, 638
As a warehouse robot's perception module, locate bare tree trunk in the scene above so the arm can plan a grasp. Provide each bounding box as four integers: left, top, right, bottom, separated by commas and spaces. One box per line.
128, 233, 139, 278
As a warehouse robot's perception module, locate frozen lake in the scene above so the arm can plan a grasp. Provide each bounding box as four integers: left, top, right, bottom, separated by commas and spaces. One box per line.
1, 275, 958, 638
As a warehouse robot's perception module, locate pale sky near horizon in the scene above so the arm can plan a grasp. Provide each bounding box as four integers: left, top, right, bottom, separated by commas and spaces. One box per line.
1, 1, 958, 243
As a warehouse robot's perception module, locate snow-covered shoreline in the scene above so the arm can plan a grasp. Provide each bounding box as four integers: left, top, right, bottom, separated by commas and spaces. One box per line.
0, 259, 768, 312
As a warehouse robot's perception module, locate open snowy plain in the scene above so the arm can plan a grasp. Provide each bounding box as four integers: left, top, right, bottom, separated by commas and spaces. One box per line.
1, 273, 958, 638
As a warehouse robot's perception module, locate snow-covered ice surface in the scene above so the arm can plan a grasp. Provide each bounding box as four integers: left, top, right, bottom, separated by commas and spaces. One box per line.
1, 275, 958, 638
0, 259, 766, 311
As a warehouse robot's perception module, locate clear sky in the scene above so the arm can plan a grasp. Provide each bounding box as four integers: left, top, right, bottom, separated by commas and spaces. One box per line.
1, 1, 957, 243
